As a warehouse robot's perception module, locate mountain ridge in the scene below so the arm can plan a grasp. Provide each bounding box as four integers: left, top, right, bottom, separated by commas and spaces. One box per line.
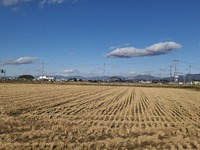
36, 74, 200, 81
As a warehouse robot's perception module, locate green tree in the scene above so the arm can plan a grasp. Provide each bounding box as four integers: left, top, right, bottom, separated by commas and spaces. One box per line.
18, 75, 34, 80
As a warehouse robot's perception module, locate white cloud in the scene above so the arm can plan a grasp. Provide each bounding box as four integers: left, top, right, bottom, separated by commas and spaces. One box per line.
68, 52, 76, 56
1, 0, 31, 6
61, 69, 102, 77
129, 71, 137, 76
11, 6, 20, 12
109, 46, 117, 50
63, 69, 79, 74
40, 0, 64, 6
106, 42, 182, 58
124, 43, 131, 46
0, 57, 38, 66
1, 0, 65, 6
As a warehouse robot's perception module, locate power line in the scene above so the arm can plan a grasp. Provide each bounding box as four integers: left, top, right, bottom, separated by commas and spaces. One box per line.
191, 66, 200, 70
35, 60, 172, 67
179, 60, 200, 66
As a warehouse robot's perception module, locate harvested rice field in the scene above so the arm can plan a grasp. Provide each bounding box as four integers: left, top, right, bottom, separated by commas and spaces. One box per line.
0, 83, 200, 149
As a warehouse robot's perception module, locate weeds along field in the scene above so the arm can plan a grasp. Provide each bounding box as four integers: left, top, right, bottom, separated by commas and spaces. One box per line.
0, 83, 200, 149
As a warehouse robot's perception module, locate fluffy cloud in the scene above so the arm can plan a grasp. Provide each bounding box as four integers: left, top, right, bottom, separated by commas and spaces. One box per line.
40, 0, 64, 6
1, 0, 31, 6
63, 69, 79, 74
1, 0, 65, 6
106, 42, 181, 58
0, 57, 38, 65
61, 69, 102, 77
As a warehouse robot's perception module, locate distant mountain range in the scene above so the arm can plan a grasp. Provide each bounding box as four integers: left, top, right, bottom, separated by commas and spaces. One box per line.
3, 73, 200, 82
51, 75, 123, 81
36, 73, 200, 82
127, 74, 159, 80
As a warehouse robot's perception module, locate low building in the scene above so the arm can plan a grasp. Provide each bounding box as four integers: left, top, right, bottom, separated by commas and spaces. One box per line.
109, 77, 121, 82
139, 80, 152, 84
37, 76, 55, 81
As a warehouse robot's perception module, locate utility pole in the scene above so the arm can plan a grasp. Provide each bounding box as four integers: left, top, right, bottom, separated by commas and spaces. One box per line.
173, 60, 179, 84
148, 72, 150, 81
184, 73, 186, 85
159, 69, 166, 84
42, 62, 44, 78
170, 65, 172, 84
0, 69, 6, 79
189, 65, 191, 85
159, 68, 161, 84
103, 62, 105, 84
3, 70, 6, 77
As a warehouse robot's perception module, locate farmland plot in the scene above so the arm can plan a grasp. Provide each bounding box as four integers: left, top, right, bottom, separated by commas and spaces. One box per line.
0, 83, 200, 149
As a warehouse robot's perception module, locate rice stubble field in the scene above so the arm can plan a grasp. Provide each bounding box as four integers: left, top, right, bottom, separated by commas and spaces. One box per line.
0, 83, 200, 149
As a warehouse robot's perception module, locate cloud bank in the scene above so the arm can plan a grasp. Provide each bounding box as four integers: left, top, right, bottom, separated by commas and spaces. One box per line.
0, 57, 38, 66
106, 42, 182, 58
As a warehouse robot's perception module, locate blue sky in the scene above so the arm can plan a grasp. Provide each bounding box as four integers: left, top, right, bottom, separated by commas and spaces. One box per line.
0, 0, 200, 77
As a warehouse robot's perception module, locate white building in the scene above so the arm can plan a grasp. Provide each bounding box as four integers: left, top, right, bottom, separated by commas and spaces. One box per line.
139, 80, 152, 84
37, 76, 55, 81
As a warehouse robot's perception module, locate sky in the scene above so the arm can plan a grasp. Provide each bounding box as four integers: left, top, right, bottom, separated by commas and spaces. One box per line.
0, 0, 200, 77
